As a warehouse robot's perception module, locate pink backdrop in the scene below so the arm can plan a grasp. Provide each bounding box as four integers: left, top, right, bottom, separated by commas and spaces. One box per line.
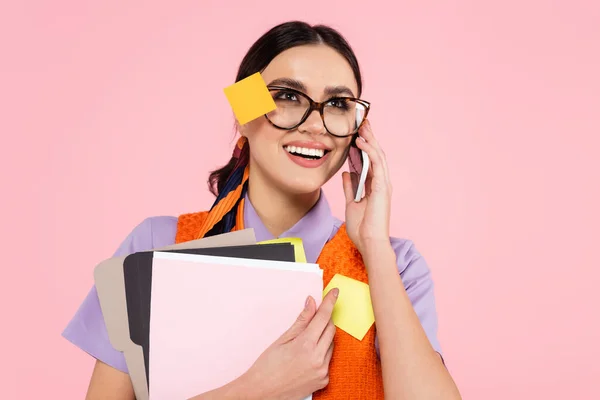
2, 1, 599, 399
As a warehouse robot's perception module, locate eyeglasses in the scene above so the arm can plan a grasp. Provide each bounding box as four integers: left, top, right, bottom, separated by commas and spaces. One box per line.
264, 86, 371, 138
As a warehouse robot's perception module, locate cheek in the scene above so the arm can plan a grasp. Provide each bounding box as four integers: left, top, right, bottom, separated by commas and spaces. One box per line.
330, 142, 352, 171
245, 123, 289, 165
245, 120, 285, 146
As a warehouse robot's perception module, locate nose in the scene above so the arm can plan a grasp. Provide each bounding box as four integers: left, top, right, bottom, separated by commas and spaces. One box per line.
298, 109, 326, 135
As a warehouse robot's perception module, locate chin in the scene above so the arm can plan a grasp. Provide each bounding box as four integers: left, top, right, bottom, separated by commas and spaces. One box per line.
251, 156, 334, 197
278, 176, 325, 196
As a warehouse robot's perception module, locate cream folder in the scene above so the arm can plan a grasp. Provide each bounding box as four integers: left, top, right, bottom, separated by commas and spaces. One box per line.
94, 228, 257, 400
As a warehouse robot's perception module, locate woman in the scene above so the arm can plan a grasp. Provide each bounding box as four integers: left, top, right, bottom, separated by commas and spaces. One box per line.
63, 21, 461, 399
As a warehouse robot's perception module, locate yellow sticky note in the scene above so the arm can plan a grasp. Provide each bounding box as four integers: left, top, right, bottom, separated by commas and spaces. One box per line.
323, 274, 375, 340
258, 238, 307, 263
223, 72, 277, 125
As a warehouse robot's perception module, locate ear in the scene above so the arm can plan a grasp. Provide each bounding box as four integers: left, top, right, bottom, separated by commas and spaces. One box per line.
235, 120, 247, 137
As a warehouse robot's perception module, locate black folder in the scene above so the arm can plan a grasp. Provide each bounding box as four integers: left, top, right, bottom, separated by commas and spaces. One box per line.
123, 243, 297, 388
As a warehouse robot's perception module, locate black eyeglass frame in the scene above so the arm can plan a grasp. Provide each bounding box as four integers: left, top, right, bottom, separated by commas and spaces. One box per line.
264, 85, 371, 138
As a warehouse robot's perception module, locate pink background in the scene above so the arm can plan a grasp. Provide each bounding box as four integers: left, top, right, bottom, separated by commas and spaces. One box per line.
2, 1, 599, 399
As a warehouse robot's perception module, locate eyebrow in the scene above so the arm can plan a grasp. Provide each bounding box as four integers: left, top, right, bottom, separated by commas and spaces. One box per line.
267, 77, 356, 98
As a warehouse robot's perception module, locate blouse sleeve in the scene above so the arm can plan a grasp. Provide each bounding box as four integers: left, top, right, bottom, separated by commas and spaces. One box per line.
61, 217, 176, 372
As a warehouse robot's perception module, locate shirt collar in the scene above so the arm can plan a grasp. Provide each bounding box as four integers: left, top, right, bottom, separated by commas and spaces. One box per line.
243, 190, 335, 264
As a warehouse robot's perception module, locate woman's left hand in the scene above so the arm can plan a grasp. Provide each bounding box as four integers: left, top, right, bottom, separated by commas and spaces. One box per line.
343, 120, 393, 257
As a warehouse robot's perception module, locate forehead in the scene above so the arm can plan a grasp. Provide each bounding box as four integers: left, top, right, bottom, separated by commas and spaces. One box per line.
261, 44, 358, 98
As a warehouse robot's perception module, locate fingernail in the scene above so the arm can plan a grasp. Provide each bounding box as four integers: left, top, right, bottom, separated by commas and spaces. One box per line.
358, 136, 366, 142
332, 288, 339, 298
305, 296, 311, 309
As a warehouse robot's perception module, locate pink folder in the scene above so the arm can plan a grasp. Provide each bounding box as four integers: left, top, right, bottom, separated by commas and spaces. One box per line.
149, 251, 323, 400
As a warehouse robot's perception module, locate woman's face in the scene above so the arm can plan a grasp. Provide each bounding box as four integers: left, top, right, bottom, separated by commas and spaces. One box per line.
240, 44, 358, 196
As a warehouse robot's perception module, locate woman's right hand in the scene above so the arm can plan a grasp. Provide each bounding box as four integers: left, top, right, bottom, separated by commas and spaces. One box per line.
241, 288, 339, 400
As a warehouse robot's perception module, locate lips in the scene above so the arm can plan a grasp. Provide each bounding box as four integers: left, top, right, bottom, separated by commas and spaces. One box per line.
282, 140, 333, 168
283, 140, 332, 158
283, 146, 330, 168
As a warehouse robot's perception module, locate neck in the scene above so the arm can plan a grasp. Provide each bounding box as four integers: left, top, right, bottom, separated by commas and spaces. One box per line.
246, 175, 320, 238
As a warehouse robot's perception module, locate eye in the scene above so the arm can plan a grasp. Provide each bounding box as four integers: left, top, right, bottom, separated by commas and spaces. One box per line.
327, 99, 350, 110
274, 91, 299, 102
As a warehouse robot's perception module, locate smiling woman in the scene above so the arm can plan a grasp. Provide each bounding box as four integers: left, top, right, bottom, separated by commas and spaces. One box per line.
211, 43, 367, 206
62, 20, 462, 400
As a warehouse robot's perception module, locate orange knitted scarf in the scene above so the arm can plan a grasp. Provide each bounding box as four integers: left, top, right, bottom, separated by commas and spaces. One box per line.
175, 211, 385, 399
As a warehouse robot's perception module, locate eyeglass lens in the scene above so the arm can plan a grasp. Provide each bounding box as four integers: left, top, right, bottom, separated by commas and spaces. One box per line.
267, 89, 367, 136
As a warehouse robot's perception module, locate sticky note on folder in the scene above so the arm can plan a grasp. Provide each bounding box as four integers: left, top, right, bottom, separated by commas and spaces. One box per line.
223, 72, 277, 125
324, 274, 375, 340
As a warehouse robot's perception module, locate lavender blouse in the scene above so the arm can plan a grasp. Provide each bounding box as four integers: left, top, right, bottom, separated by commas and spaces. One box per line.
62, 191, 442, 373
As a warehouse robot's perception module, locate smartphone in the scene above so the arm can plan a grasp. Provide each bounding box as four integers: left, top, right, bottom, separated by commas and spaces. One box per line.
348, 138, 370, 202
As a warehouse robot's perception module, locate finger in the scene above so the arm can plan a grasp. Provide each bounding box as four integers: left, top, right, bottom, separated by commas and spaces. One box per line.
278, 296, 316, 343
324, 341, 334, 366
342, 171, 359, 204
357, 140, 391, 196
364, 174, 373, 197
359, 120, 384, 156
317, 319, 336, 356
359, 120, 390, 183
355, 137, 387, 185
350, 171, 359, 195
302, 288, 339, 342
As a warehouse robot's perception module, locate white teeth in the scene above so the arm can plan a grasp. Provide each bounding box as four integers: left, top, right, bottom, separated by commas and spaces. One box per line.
284, 146, 326, 158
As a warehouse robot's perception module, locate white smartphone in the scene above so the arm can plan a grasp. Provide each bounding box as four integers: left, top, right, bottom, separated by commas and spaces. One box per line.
348, 140, 370, 202
348, 110, 370, 202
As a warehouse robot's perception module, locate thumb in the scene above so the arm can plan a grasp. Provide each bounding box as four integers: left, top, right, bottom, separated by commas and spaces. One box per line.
278, 296, 316, 343
342, 172, 356, 204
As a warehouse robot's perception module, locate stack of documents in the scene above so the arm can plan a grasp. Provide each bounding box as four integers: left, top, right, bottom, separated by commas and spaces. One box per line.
94, 228, 323, 400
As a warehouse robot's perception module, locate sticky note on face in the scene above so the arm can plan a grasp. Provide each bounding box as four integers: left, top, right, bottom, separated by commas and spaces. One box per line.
323, 274, 375, 340
223, 72, 277, 125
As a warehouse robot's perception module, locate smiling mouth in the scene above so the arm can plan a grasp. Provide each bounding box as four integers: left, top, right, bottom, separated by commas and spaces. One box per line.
283, 145, 330, 160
